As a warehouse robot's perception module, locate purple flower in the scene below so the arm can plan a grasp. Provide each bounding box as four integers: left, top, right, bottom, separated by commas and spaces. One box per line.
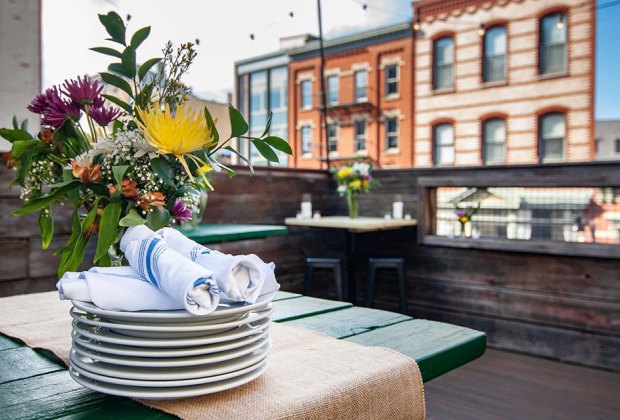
27, 87, 61, 114
41, 97, 81, 128
62, 76, 104, 108
171, 199, 193, 224
88, 106, 120, 127
454, 209, 467, 217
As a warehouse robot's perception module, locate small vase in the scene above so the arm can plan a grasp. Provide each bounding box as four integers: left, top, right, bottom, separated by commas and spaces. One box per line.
108, 243, 125, 267
459, 221, 468, 238
347, 193, 359, 219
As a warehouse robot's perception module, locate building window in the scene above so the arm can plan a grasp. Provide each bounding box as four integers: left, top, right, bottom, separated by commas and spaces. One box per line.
539, 112, 566, 162
327, 75, 339, 105
483, 26, 507, 82
354, 70, 368, 102
327, 123, 338, 152
615, 138, 620, 155
433, 123, 455, 165
268, 67, 289, 166
249, 71, 268, 164
354, 120, 367, 151
385, 64, 399, 96
483, 118, 506, 164
301, 80, 312, 109
433, 36, 454, 90
386, 117, 398, 149
540, 12, 567, 74
301, 126, 312, 155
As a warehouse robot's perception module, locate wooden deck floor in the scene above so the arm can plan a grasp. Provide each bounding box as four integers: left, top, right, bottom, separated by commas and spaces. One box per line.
425, 348, 620, 419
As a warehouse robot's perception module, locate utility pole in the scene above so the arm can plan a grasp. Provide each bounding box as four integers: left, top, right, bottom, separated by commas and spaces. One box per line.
316, 0, 330, 170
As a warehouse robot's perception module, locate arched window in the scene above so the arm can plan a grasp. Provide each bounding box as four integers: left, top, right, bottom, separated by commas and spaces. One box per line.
540, 12, 567, 74
433, 36, 454, 90
482, 118, 506, 164
539, 112, 566, 162
433, 123, 455, 165
483, 26, 507, 82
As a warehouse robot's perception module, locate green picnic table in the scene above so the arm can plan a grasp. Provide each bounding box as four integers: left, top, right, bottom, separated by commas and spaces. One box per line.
178, 224, 288, 244
0, 292, 486, 419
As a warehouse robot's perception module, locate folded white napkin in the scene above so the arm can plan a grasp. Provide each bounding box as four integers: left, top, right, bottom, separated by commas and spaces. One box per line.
159, 227, 280, 303
56, 266, 182, 311
120, 225, 221, 315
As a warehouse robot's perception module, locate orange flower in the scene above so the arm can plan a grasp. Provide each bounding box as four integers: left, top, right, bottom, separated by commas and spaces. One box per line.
137, 191, 166, 211
38, 128, 54, 145
2, 152, 17, 169
83, 219, 99, 237
71, 161, 102, 184
109, 178, 139, 198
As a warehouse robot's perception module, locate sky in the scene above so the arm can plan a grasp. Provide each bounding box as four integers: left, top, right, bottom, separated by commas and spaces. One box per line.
42, 0, 619, 119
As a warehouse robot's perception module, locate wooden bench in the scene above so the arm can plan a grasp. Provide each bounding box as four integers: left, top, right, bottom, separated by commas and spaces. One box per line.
0, 291, 486, 418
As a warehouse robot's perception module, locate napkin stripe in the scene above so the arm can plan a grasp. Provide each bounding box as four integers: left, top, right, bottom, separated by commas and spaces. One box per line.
144, 238, 161, 287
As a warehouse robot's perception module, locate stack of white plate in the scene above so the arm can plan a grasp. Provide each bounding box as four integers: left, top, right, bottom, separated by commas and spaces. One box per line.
67, 292, 275, 399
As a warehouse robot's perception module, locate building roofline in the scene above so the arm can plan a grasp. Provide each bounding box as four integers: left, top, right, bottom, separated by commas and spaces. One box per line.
235, 50, 288, 67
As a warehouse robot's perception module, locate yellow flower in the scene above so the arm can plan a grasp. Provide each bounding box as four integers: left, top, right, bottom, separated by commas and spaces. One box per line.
196, 164, 213, 174
348, 179, 362, 190
361, 180, 368, 190
135, 102, 216, 183
337, 167, 352, 179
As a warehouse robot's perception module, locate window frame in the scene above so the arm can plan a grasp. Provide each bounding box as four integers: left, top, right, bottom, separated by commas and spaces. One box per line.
385, 117, 399, 150
433, 36, 455, 91
300, 79, 312, 110
433, 122, 455, 166
482, 25, 507, 83
482, 118, 507, 165
354, 70, 368, 102
354, 119, 367, 152
538, 112, 566, 163
385, 64, 399, 96
327, 123, 338, 153
326, 75, 339, 106
300, 125, 312, 156
539, 11, 568, 75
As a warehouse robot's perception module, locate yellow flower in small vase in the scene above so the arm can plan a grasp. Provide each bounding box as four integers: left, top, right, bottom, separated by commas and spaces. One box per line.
348, 179, 362, 190
135, 102, 216, 186
337, 167, 352, 179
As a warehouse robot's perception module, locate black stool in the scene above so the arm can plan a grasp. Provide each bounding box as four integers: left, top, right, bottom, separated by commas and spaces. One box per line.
365, 258, 406, 313
304, 258, 343, 300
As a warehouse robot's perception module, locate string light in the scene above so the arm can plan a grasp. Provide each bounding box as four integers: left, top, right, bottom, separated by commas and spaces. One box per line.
478, 23, 486, 36
289, 11, 294, 18
362, 3, 368, 15
413, 17, 421, 31
250, 33, 255, 40
556, 14, 565, 30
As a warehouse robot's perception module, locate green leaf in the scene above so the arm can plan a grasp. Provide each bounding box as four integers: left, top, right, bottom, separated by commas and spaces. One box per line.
121, 46, 137, 78
228, 106, 249, 137
98, 12, 126, 45
82, 197, 101, 233
90, 46, 122, 58
261, 112, 273, 137
100, 72, 133, 98
38, 207, 54, 250
12, 116, 19, 130
102, 94, 132, 114
57, 211, 89, 277
113, 119, 124, 133
20, 119, 28, 132
119, 209, 147, 227
94, 201, 122, 263
263, 136, 292, 154
251, 139, 279, 163
0, 128, 32, 143
108, 63, 133, 78
150, 157, 175, 187
224, 146, 254, 174
112, 165, 130, 187
145, 206, 171, 231
138, 57, 161, 81
12, 150, 32, 188
204, 107, 219, 145
12, 181, 81, 216
11, 139, 41, 157
130, 26, 151, 49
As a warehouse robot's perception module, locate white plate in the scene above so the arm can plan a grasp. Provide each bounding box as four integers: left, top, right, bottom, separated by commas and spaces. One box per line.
70, 306, 274, 339
72, 328, 270, 358
71, 291, 276, 324
72, 334, 271, 367
70, 340, 271, 380
69, 357, 268, 388
72, 316, 271, 348
69, 360, 268, 399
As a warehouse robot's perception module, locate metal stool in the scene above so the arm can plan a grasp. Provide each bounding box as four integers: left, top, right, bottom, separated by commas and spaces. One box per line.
304, 257, 343, 300
365, 257, 406, 313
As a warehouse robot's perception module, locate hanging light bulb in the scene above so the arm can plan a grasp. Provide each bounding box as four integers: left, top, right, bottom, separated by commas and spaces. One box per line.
362, 3, 368, 15
413, 18, 421, 31
478, 24, 486, 37
556, 14, 565, 30
289, 11, 294, 18
249, 33, 255, 40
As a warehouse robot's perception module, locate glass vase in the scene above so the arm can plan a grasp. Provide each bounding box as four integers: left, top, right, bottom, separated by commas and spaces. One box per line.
347, 193, 359, 219
108, 243, 125, 267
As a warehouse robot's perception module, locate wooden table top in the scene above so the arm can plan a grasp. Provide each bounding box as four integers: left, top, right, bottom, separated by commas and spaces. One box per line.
178, 224, 288, 244
0, 291, 485, 418
284, 216, 418, 232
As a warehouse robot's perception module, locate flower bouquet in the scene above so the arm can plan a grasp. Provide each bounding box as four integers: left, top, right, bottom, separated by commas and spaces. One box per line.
335, 161, 373, 218
0, 11, 291, 276
454, 203, 480, 237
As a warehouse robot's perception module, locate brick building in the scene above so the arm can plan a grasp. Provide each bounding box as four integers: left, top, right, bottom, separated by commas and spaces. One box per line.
234, 0, 596, 169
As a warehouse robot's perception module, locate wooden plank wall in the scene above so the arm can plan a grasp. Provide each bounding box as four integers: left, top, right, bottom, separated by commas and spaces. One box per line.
1, 162, 619, 371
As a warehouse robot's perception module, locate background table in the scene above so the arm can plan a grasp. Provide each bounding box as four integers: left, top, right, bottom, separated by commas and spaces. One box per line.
0, 291, 485, 419
179, 224, 288, 244
285, 217, 417, 304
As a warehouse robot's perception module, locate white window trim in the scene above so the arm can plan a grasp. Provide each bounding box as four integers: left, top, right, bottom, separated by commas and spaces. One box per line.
295, 72, 315, 84
354, 69, 369, 103
385, 116, 399, 151
299, 79, 313, 111
353, 118, 368, 152
300, 125, 313, 158
327, 122, 339, 154
326, 74, 339, 106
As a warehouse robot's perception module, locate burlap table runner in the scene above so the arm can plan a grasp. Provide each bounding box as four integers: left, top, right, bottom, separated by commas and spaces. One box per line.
0, 291, 425, 419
